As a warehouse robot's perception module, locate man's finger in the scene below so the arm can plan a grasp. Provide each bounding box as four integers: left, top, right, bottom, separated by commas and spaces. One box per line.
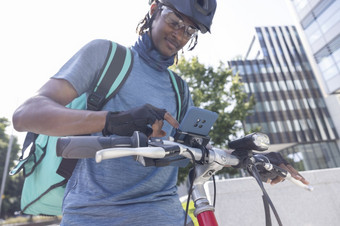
271, 176, 285, 185
286, 165, 310, 185
164, 112, 179, 129
150, 120, 166, 137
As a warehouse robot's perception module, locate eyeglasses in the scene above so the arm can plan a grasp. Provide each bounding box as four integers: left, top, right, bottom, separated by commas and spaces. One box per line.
161, 6, 198, 40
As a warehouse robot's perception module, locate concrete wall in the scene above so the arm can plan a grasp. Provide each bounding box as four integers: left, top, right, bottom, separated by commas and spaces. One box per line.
204, 168, 340, 226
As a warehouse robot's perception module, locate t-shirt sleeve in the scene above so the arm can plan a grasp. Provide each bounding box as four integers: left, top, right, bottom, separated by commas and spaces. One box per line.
52, 39, 111, 96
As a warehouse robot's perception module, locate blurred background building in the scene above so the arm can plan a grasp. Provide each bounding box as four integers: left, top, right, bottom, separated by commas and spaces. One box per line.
286, 0, 340, 150
228, 25, 340, 171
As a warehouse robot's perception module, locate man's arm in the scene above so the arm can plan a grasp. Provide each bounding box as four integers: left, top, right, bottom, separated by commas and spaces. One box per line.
13, 78, 107, 136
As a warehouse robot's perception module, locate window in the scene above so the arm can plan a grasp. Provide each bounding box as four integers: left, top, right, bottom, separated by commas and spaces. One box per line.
277, 121, 285, 132
322, 65, 338, 80
287, 99, 294, 110
293, 99, 301, 109
286, 80, 295, 90
286, 120, 293, 132
305, 22, 322, 44
299, 119, 308, 130
271, 101, 278, 111
236, 65, 244, 75
264, 101, 271, 111
243, 83, 250, 93
308, 98, 317, 109
265, 81, 273, 92
273, 81, 280, 91
245, 64, 252, 74
249, 83, 255, 93
293, 80, 303, 90
259, 82, 265, 92
278, 81, 288, 91
293, 120, 301, 131
280, 100, 287, 111
270, 121, 277, 133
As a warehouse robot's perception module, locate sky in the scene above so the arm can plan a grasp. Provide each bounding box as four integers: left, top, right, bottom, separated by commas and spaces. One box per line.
0, 0, 295, 145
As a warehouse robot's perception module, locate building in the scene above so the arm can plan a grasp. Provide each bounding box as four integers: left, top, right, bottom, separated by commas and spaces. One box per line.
286, 0, 340, 149
228, 26, 340, 171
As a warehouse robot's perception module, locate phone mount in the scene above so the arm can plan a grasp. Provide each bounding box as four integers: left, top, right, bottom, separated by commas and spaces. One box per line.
173, 129, 211, 148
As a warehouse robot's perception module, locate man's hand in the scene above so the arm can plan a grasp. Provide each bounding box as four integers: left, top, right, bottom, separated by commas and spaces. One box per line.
102, 104, 179, 137
264, 152, 310, 185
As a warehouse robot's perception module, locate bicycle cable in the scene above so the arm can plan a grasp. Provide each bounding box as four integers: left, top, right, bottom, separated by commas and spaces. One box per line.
249, 164, 283, 226
212, 175, 216, 207
184, 149, 196, 226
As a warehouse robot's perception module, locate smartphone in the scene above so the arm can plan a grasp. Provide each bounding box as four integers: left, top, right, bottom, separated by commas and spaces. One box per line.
178, 106, 218, 136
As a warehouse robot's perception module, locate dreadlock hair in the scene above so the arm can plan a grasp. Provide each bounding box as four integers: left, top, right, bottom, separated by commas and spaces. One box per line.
136, 0, 160, 35
136, 13, 150, 35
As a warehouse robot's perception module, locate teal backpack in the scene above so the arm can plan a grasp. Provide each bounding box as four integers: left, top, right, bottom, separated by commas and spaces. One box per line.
10, 41, 188, 216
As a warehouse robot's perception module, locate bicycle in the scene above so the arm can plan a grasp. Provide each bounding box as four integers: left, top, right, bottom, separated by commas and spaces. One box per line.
57, 131, 313, 226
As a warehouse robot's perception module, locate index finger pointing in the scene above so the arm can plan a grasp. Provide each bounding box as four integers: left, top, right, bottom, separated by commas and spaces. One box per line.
164, 112, 179, 129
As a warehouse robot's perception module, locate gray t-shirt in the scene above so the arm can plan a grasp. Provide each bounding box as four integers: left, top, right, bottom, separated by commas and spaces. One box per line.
53, 39, 192, 225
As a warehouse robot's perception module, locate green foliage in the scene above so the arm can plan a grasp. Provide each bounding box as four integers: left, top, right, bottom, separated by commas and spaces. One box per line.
0, 117, 23, 218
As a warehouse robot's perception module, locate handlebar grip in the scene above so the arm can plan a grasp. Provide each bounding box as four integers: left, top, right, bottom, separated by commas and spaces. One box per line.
56, 131, 148, 159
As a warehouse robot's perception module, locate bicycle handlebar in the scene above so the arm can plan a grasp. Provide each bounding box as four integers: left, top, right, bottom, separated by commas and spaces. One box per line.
56, 131, 148, 159
56, 132, 312, 191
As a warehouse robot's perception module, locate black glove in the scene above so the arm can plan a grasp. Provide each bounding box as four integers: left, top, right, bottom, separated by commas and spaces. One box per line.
102, 104, 167, 137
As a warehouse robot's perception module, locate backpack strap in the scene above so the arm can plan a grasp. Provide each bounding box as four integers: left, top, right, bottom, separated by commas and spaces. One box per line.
57, 41, 133, 180
9, 132, 38, 176
168, 69, 188, 122
87, 41, 133, 111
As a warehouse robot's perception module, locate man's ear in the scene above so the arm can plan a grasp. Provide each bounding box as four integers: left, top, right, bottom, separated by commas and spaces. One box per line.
149, 2, 158, 16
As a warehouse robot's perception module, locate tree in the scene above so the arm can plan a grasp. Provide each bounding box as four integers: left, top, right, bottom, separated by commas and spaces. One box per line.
0, 118, 23, 218
172, 56, 255, 184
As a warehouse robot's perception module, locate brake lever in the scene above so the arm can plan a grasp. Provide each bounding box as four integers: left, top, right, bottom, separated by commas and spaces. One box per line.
261, 162, 314, 191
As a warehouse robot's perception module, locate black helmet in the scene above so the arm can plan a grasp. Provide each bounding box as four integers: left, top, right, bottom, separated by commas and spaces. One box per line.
158, 0, 217, 33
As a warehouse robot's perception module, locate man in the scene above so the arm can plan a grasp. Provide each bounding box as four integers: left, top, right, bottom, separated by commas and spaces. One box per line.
13, 0, 308, 225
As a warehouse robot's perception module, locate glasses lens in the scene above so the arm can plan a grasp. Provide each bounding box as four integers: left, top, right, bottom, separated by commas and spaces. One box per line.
162, 6, 198, 39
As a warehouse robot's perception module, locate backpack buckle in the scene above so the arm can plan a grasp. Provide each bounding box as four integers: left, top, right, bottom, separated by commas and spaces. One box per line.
87, 93, 105, 111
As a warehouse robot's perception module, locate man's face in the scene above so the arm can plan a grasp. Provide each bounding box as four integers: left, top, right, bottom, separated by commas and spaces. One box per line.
150, 5, 198, 57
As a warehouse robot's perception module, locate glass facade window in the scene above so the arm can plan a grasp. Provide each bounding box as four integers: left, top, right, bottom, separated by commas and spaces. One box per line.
272, 81, 280, 91
323, 65, 338, 80
243, 83, 250, 93
333, 47, 340, 65
287, 99, 294, 110
317, 0, 340, 34
286, 80, 295, 90
264, 101, 271, 111
307, 98, 317, 108
270, 101, 278, 111
293, 99, 301, 109
265, 81, 273, 92
252, 64, 260, 73
293, 79, 303, 89
270, 121, 277, 133
280, 100, 287, 111
278, 81, 288, 91
277, 121, 285, 132
237, 65, 245, 75
245, 64, 252, 74
286, 120, 293, 132
230, 25, 339, 172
